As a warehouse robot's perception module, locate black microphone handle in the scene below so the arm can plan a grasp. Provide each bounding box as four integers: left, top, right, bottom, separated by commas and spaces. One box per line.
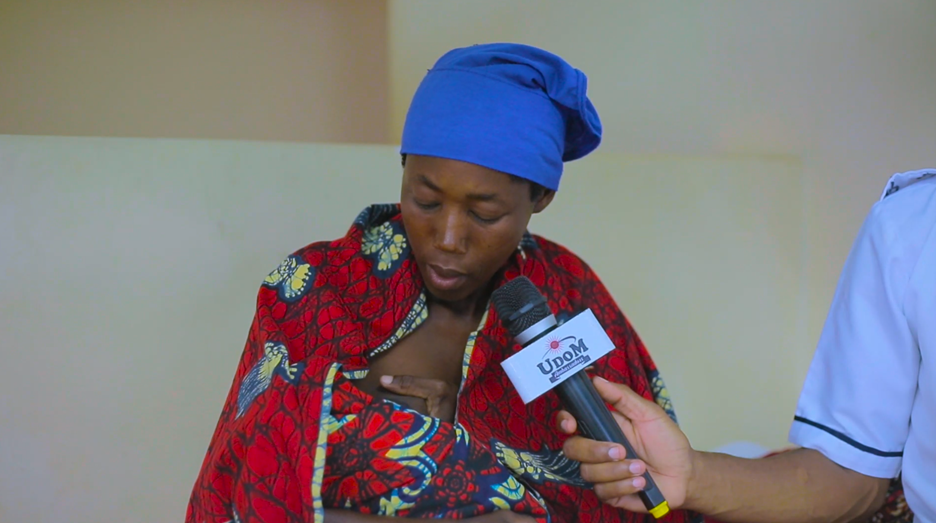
556, 371, 668, 515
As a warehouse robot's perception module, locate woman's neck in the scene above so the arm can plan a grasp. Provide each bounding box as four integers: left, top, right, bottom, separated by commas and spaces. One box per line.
428, 282, 494, 326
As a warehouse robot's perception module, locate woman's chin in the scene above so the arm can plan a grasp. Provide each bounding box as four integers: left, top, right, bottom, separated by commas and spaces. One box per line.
425, 284, 471, 304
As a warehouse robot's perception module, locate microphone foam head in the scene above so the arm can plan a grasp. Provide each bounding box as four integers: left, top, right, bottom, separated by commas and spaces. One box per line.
491, 276, 553, 337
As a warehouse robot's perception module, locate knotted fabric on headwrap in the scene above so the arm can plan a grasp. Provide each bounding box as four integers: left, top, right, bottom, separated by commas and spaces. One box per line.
400, 43, 602, 191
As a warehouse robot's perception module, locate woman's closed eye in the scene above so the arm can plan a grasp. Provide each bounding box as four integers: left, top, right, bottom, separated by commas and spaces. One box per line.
415, 200, 439, 211
471, 210, 504, 224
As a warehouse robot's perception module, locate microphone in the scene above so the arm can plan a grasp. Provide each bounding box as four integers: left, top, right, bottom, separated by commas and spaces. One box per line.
492, 276, 669, 519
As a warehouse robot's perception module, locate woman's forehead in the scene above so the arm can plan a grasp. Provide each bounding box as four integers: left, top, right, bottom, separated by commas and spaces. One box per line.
404, 156, 524, 197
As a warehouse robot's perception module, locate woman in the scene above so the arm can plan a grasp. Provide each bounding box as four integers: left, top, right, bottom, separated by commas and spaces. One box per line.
186, 43, 698, 523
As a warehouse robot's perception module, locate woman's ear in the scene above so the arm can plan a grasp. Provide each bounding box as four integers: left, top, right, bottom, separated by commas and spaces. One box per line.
533, 190, 556, 214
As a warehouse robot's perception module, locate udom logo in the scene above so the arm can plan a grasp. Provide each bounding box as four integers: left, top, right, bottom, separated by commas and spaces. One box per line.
500, 309, 614, 404
537, 335, 592, 383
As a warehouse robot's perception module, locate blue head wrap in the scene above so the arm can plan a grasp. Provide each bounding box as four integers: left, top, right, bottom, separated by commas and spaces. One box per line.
400, 43, 602, 191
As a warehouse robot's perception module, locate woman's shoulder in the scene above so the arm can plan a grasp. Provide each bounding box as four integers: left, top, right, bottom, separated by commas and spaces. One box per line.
526, 233, 597, 283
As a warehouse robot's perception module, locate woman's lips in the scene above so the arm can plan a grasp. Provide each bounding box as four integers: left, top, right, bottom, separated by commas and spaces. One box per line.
426, 264, 468, 291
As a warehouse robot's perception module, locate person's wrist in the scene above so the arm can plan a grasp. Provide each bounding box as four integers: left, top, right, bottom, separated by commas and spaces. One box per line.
683, 449, 706, 511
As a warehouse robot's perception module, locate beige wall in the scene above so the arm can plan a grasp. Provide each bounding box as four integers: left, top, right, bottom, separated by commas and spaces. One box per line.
0, 137, 406, 523
389, 0, 936, 446
0, 0, 389, 143
534, 153, 806, 451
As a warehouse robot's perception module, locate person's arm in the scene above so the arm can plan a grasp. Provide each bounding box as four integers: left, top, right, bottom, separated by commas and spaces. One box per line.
688, 448, 888, 522
557, 378, 889, 523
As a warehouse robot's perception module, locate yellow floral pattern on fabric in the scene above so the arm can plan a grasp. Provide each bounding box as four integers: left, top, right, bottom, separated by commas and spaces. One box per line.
362, 221, 409, 277
374, 412, 545, 518
236, 342, 305, 418
383, 414, 444, 498
262, 255, 314, 302
492, 440, 587, 487
378, 493, 416, 517
491, 476, 527, 509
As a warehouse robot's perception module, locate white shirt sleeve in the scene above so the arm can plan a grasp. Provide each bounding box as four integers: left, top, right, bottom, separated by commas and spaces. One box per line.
789, 196, 921, 479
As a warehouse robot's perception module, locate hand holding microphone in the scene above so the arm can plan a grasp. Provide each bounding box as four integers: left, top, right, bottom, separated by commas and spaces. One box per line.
556, 377, 695, 513
492, 276, 693, 518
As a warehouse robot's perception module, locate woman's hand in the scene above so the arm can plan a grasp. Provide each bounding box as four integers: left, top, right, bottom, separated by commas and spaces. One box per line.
379, 375, 458, 421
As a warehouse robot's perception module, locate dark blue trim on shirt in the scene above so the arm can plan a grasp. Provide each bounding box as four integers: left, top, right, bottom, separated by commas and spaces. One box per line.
793, 416, 903, 457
